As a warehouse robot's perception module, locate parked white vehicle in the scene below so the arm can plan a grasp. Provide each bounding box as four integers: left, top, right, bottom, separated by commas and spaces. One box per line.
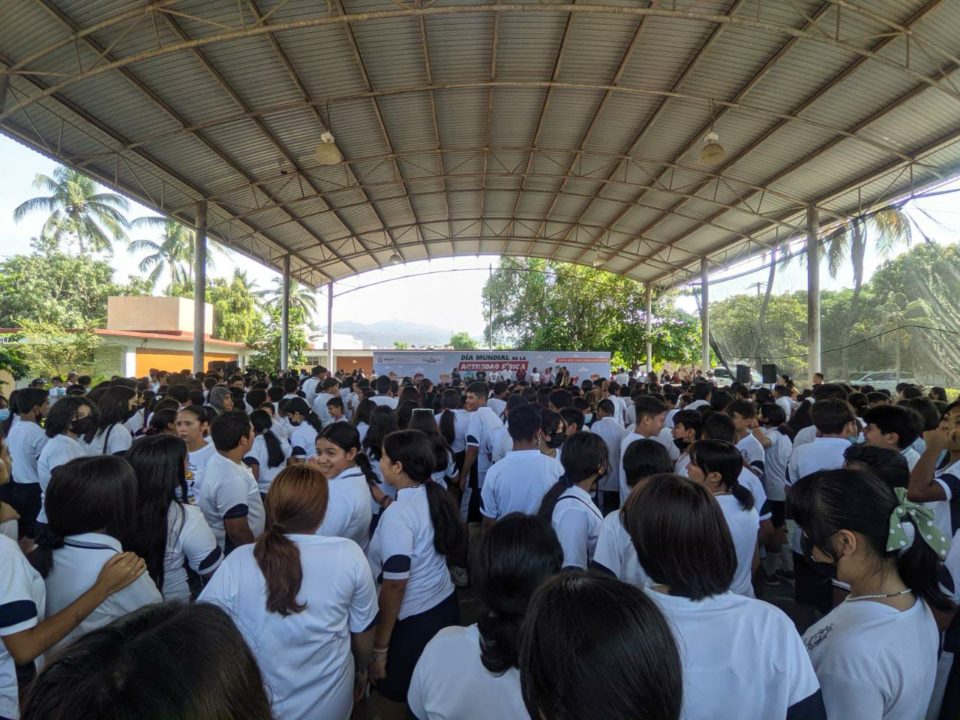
711, 367, 763, 387
849, 370, 917, 393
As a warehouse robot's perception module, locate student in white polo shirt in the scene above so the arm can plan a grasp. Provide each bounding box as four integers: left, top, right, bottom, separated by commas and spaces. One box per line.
436, 389, 469, 466
201, 464, 378, 720
371, 375, 399, 410
787, 399, 858, 485
687, 440, 759, 598
285, 398, 323, 462
518, 572, 683, 720
125, 435, 221, 601
409, 514, 562, 720
592, 439, 673, 587
176, 405, 215, 504
301, 366, 324, 408
312, 377, 340, 428
862, 404, 922, 470
245, 410, 291, 497
622, 473, 825, 720
590, 399, 627, 514
0, 535, 146, 720
538, 432, 606, 570
907, 401, 960, 541
199, 411, 266, 554
5, 388, 48, 538
36, 396, 95, 532
460, 382, 504, 523
791, 469, 951, 720
83, 386, 136, 456
480, 405, 562, 526
19, 603, 274, 720
618, 396, 670, 504
314, 422, 375, 553
728, 399, 766, 477
34, 456, 162, 656
367, 430, 463, 720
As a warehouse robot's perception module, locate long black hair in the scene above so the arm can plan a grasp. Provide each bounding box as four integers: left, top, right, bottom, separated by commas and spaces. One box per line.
43, 396, 98, 443
284, 397, 323, 433
95, 386, 136, 434
318, 422, 378, 486
250, 410, 285, 469
382, 430, 463, 556
438, 389, 461, 447
125, 435, 189, 591
352, 398, 375, 427
477, 514, 562, 674
758, 402, 792, 438
363, 405, 398, 461
408, 408, 450, 474
538, 432, 607, 522
789, 468, 953, 613
31, 456, 139, 578
689, 439, 754, 511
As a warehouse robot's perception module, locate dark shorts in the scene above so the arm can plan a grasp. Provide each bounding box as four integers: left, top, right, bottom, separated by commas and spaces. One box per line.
768, 500, 786, 528
375, 591, 460, 703
600, 491, 620, 516
466, 462, 483, 524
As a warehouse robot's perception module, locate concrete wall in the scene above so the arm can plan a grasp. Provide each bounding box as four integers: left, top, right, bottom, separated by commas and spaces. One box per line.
107, 296, 214, 334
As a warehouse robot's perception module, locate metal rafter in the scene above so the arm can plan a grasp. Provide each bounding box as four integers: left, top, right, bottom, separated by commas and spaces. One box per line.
481, 5, 499, 257
621, 0, 948, 276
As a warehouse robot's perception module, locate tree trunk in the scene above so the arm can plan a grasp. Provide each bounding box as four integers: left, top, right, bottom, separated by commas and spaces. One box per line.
752, 246, 777, 368
841, 221, 866, 380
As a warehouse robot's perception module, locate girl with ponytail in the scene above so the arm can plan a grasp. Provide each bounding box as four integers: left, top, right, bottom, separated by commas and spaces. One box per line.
246, 409, 291, 496
687, 439, 759, 597
314, 422, 374, 552
200, 464, 379, 720
367, 429, 464, 719
789, 468, 952, 719
537, 431, 607, 570
285, 397, 323, 462
408, 513, 562, 719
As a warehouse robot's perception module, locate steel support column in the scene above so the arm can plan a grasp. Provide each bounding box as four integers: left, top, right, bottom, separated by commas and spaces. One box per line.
280, 254, 291, 373
645, 284, 653, 375
700, 257, 710, 373
192, 200, 207, 375
806, 205, 821, 378
326, 282, 334, 373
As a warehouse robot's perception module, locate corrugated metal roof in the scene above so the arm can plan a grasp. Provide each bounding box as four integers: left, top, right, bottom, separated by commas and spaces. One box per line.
2, 0, 959, 287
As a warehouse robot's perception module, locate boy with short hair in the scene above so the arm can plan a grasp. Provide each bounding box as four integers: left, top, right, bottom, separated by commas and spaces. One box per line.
862, 404, 922, 469
326, 396, 347, 423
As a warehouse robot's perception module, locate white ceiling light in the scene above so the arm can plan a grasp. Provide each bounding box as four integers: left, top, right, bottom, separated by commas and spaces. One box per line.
699, 129, 725, 165
314, 131, 343, 166
388, 251, 403, 265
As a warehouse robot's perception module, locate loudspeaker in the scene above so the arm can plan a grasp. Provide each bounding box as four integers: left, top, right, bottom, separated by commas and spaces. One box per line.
761, 364, 778, 385
735, 364, 752, 384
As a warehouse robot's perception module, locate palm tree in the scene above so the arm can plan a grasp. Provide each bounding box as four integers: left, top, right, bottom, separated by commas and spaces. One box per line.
824, 207, 912, 379
259, 277, 318, 319
13, 167, 129, 254
128, 216, 219, 290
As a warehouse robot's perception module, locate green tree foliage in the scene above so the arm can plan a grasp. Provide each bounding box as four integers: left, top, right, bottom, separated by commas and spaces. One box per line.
0, 245, 150, 328
128, 217, 220, 290
259, 277, 319, 323
448, 331, 478, 350
482, 257, 700, 366
393, 341, 410, 349
13, 167, 129, 255
247, 305, 308, 372
167, 270, 263, 344
13, 321, 101, 379
0, 345, 30, 380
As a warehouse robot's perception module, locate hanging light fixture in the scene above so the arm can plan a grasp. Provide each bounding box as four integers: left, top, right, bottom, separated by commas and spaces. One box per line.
699, 129, 726, 165
388, 250, 403, 265
314, 131, 343, 166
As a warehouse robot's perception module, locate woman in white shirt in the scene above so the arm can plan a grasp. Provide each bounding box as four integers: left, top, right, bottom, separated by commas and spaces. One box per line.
200, 464, 378, 720
790, 468, 952, 720
36, 396, 96, 531
83, 386, 136, 456
409, 513, 562, 720
284, 397, 323, 462
125, 435, 221, 601
362, 406, 400, 520
313, 423, 375, 552
537, 432, 606, 570
245, 410, 291, 497
436, 389, 468, 465
32, 455, 162, 655
622, 473, 825, 719
367, 430, 464, 720
353, 398, 375, 445
687, 440, 760, 597
410, 409, 457, 489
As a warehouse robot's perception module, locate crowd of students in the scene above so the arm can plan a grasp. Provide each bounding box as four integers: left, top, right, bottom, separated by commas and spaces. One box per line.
0, 365, 958, 719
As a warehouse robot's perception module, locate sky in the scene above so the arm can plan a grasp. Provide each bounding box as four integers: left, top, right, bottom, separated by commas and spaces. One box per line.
1, 134, 957, 337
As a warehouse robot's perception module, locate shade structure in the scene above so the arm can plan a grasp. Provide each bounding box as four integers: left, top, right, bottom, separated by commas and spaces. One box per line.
1, 0, 959, 288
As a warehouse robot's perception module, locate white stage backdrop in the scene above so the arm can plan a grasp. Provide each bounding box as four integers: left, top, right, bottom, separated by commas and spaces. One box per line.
372, 350, 611, 383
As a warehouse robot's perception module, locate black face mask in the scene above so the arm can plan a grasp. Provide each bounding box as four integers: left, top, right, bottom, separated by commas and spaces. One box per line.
674, 437, 690, 451
800, 534, 835, 565
70, 417, 95, 437
546, 432, 565, 449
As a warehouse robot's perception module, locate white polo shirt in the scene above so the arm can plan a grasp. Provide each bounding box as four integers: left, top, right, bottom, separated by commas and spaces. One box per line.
803, 598, 938, 720
590, 417, 627, 494
244, 433, 292, 495
289, 422, 319, 459
775, 395, 794, 420
648, 590, 821, 719
200, 534, 378, 720
716, 494, 759, 598
792, 424, 818, 448
368, 485, 454, 620
83, 422, 133, 455
36, 434, 87, 524
409, 624, 526, 720
762, 428, 793, 503
44, 532, 162, 656
7, 420, 47, 484
738, 467, 771, 523
618, 431, 674, 504
317, 467, 373, 553
435, 410, 469, 454
301, 376, 321, 407
371, 395, 399, 410
198, 453, 266, 552
162, 502, 222, 601
787, 437, 850, 485
187, 441, 217, 504
592, 509, 651, 588
466, 407, 504, 487
736, 432, 766, 472
488, 425, 512, 465
551, 484, 603, 570
312, 392, 335, 427
480, 450, 563, 520
0, 534, 45, 720
931, 459, 960, 540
